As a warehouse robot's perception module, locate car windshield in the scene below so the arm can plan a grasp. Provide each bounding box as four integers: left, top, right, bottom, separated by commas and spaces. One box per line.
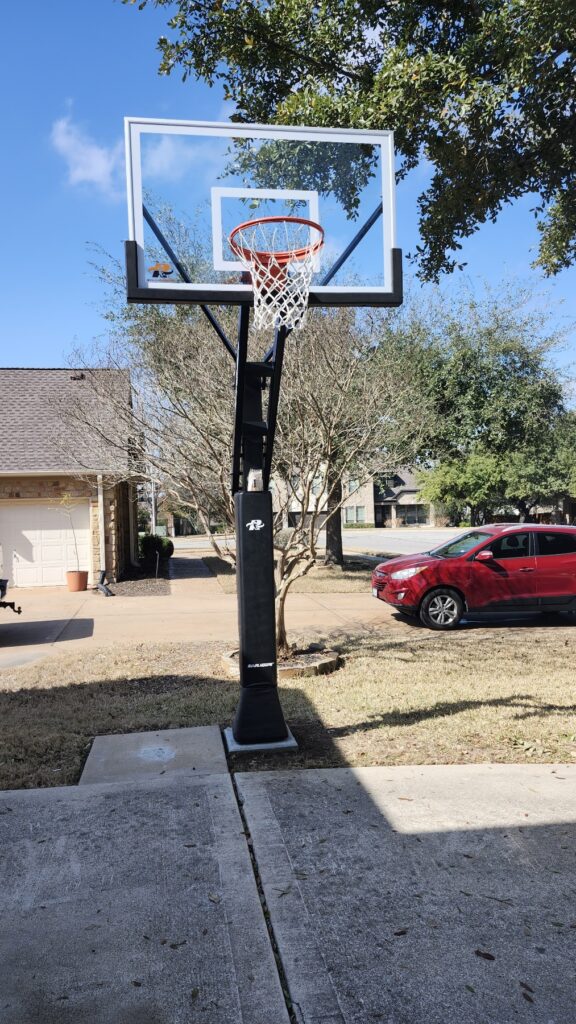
430, 531, 492, 558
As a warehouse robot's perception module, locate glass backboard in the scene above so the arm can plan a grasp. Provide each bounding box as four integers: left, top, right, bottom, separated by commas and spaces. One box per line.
125, 119, 401, 307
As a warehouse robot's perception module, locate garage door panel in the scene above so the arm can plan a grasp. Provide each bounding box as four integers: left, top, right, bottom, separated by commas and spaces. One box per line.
0, 503, 91, 587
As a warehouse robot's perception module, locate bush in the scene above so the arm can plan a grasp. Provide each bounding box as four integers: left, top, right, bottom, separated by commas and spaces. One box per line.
139, 534, 174, 560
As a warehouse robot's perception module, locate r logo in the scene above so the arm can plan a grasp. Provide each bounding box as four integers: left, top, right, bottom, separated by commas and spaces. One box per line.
246, 519, 265, 531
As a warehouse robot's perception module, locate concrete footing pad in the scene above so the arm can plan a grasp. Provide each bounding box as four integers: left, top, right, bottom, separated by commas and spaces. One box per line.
0, 775, 289, 1024
224, 726, 298, 754
79, 726, 228, 784
237, 764, 576, 1024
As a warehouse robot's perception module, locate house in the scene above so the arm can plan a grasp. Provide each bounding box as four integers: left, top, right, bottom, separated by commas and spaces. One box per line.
344, 468, 439, 527
281, 466, 441, 529
0, 368, 138, 587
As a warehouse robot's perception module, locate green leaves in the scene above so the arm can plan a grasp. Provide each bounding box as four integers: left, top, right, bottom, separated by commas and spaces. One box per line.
408, 285, 574, 520
125, 0, 576, 279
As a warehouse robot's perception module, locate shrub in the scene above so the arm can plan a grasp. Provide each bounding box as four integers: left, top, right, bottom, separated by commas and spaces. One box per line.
139, 534, 174, 560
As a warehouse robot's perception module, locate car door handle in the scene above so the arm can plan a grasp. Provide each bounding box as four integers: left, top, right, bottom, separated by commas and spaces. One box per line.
518, 567, 535, 572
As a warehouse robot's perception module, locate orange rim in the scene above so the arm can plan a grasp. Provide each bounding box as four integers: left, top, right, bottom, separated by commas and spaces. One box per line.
229, 215, 324, 267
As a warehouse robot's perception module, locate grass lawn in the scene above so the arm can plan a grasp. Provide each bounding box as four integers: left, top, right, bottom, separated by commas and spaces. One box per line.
202, 555, 383, 594
1, 621, 575, 789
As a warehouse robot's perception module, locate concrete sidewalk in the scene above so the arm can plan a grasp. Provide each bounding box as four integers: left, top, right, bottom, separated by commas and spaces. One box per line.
239, 763, 576, 1023
0, 728, 289, 1024
1, 732, 574, 1023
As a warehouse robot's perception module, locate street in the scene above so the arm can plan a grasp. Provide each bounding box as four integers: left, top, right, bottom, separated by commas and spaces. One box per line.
172, 525, 464, 556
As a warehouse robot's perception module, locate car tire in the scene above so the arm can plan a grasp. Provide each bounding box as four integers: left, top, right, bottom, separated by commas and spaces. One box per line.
419, 588, 464, 630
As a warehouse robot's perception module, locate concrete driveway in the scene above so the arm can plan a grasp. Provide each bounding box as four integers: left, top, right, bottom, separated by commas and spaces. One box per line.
0, 558, 406, 669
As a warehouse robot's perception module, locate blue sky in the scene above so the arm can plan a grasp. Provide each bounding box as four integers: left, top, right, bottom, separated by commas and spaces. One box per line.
1, 0, 574, 369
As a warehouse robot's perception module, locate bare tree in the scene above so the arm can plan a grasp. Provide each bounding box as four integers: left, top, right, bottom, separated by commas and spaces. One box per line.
67, 254, 430, 654
269, 310, 429, 652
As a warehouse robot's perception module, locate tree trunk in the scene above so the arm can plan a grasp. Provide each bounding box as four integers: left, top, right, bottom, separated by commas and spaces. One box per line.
516, 499, 533, 523
324, 474, 344, 567
275, 584, 291, 659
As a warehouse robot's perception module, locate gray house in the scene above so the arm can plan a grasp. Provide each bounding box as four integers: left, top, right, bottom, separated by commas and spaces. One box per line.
0, 368, 138, 587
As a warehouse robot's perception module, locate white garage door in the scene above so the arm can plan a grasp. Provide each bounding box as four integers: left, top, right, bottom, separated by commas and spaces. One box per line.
0, 502, 91, 587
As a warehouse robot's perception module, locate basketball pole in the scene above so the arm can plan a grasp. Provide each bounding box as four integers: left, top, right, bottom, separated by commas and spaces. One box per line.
228, 306, 294, 748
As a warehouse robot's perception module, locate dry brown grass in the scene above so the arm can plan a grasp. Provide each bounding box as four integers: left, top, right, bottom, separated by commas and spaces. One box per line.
203, 555, 376, 594
1, 620, 575, 790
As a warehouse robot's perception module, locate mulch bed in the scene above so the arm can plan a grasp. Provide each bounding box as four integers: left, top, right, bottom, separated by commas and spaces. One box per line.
108, 561, 171, 597
109, 577, 171, 597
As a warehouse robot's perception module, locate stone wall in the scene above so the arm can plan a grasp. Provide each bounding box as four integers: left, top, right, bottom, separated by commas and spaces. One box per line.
0, 476, 94, 502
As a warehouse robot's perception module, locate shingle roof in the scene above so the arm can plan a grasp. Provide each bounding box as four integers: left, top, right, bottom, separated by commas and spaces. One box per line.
0, 368, 132, 475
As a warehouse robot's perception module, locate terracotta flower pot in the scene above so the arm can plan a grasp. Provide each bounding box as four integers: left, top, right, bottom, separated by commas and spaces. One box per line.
66, 570, 89, 592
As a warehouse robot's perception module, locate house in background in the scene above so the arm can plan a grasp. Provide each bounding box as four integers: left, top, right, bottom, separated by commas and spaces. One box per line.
282, 466, 442, 530
343, 468, 442, 527
0, 369, 138, 587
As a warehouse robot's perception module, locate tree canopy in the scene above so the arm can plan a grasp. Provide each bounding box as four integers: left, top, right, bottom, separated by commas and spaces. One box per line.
395, 286, 576, 522
127, 0, 576, 280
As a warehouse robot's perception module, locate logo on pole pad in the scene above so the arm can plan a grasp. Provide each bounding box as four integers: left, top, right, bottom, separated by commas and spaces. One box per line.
246, 519, 265, 531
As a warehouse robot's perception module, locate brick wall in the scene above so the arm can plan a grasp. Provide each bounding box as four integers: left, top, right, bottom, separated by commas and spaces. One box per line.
0, 476, 94, 502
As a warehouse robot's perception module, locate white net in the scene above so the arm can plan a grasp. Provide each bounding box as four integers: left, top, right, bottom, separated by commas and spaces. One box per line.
230, 218, 323, 331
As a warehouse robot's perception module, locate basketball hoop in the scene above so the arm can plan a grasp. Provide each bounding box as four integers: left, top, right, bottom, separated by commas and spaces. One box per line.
229, 215, 324, 331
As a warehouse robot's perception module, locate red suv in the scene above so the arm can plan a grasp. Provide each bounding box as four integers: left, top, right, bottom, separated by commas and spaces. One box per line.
371, 524, 576, 630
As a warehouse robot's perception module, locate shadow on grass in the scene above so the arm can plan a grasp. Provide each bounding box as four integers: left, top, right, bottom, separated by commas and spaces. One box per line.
0, 671, 352, 790
390, 609, 576, 632
319, 612, 576, 663
328, 694, 576, 738
2, 661, 574, 790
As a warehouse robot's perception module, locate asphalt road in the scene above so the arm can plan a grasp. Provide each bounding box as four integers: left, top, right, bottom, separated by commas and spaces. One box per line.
172, 526, 463, 557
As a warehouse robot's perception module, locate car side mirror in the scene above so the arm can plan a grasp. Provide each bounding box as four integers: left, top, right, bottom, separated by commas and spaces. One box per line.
475, 549, 494, 562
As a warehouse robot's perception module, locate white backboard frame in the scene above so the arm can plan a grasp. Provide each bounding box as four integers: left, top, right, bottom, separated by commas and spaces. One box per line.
125, 118, 401, 307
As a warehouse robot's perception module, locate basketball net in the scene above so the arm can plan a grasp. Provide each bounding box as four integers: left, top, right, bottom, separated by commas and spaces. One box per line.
229, 217, 324, 332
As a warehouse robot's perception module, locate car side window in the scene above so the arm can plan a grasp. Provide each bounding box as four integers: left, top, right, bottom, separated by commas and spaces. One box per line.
489, 533, 530, 559
537, 532, 576, 556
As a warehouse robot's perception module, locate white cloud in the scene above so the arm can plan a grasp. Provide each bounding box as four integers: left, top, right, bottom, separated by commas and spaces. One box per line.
217, 98, 237, 122
51, 116, 123, 199
142, 135, 223, 184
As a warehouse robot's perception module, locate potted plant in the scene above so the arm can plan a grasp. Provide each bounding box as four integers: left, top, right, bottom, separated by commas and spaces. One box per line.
59, 493, 89, 592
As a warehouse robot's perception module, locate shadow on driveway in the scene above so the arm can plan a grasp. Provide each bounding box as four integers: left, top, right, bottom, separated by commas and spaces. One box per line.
0, 618, 94, 649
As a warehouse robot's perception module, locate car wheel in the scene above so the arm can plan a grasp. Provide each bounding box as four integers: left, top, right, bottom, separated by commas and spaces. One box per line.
419, 588, 464, 630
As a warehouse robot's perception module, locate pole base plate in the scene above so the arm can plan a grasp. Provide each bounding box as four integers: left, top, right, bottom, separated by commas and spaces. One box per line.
223, 727, 298, 754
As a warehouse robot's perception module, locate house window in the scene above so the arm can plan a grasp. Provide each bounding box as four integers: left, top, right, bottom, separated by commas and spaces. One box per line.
348, 478, 359, 496
311, 475, 322, 496
397, 504, 429, 525
345, 507, 355, 524
356, 506, 366, 523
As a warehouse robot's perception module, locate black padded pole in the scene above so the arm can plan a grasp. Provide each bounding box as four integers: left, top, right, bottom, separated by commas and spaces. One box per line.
232, 490, 288, 744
